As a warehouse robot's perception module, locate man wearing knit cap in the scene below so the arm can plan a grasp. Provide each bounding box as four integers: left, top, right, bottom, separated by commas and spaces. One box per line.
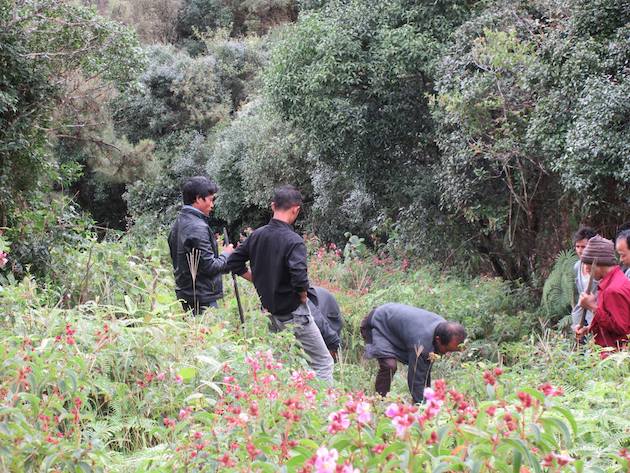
577, 235, 630, 353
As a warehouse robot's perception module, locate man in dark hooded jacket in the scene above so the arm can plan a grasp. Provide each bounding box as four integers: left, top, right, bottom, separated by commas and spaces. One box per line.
309, 286, 343, 359
361, 303, 466, 403
168, 176, 233, 314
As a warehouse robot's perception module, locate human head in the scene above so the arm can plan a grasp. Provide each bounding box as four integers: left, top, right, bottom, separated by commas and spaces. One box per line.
572, 226, 596, 259
182, 176, 219, 216
616, 229, 630, 268
271, 185, 303, 224
434, 322, 467, 354
581, 234, 617, 279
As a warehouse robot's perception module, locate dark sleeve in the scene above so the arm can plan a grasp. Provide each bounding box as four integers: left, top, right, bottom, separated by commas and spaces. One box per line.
407, 352, 431, 403
309, 300, 340, 350
168, 227, 177, 270
287, 241, 309, 291
226, 237, 250, 275
186, 226, 228, 277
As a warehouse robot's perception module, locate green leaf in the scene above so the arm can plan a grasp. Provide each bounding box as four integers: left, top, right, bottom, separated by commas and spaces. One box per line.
178, 367, 197, 382
550, 406, 578, 436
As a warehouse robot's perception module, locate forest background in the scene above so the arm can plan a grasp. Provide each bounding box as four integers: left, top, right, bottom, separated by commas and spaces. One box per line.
2, 0, 629, 286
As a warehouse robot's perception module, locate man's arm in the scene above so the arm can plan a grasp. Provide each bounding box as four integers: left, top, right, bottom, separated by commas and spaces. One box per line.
287, 241, 309, 301
226, 237, 250, 276
187, 227, 231, 277
407, 352, 430, 404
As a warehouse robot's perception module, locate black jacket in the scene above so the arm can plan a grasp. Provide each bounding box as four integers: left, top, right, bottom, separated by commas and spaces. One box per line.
168, 207, 229, 304
309, 286, 343, 350
227, 219, 309, 315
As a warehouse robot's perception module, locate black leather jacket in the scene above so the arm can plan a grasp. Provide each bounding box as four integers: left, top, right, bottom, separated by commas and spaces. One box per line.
168, 207, 228, 304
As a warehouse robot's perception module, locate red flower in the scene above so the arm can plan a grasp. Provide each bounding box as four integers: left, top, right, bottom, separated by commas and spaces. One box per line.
538, 382, 564, 397
517, 392, 532, 408
372, 444, 386, 454
219, 453, 235, 467
483, 371, 496, 386
246, 441, 262, 460
163, 417, 176, 428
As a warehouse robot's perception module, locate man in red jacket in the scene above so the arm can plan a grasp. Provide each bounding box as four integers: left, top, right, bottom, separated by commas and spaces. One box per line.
577, 235, 630, 354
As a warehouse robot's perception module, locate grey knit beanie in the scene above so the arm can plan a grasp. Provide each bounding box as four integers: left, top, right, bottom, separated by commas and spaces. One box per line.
581, 235, 617, 266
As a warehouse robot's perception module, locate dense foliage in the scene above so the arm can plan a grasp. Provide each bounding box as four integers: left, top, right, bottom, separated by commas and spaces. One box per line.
1, 228, 629, 471
4, 0, 629, 280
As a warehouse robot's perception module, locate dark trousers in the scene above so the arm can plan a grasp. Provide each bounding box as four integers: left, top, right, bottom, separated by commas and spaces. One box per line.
181, 299, 218, 315
375, 358, 398, 396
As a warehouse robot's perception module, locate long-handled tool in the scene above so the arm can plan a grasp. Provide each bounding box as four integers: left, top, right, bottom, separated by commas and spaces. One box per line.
223, 228, 245, 326
577, 257, 598, 330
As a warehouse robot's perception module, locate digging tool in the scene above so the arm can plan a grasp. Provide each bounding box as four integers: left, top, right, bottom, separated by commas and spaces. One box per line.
223, 228, 245, 326
577, 257, 598, 330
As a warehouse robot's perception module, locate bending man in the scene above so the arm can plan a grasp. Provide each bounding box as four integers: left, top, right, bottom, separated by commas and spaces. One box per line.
361, 303, 466, 403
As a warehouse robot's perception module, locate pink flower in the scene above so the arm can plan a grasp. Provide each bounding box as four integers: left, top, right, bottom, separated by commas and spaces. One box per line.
385, 403, 401, 418
178, 407, 191, 421
174, 374, 183, 384
517, 391, 532, 408
314, 447, 338, 473
356, 401, 371, 424
156, 372, 166, 381
0, 251, 8, 269
328, 410, 350, 434
337, 462, 359, 473
372, 444, 386, 454
163, 417, 176, 428
554, 453, 573, 466
423, 387, 437, 401
483, 371, 496, 386
538, 382, 564, 397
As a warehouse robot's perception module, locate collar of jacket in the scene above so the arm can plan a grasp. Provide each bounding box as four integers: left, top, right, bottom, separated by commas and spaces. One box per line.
269, 218, 294, 231
181, 205, 208, 221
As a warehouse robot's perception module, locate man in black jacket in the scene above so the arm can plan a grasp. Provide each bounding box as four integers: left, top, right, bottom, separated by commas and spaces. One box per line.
227, 185, 334, 382
168, 176, 233, 314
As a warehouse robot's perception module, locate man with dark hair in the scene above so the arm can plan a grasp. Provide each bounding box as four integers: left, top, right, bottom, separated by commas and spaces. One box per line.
615, 229, 630, 279
227, 185, 334, 382
577, 235, 630, 354
571, 226, 598, 329
168, 176, 233, 314
360, 304, 466, 403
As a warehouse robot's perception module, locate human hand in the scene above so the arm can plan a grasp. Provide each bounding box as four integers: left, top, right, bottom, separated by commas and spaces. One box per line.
223, 243, 234, 255
574, 324, 590, 340
578, 292, 596, 311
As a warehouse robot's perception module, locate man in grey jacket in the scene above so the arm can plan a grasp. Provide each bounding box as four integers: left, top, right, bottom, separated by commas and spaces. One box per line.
168, 176, 233, 314
361, 303, 466, 403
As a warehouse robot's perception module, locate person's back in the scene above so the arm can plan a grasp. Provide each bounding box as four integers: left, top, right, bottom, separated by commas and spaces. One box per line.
241, 219, 307, 316
366, 303, 445, 357
227, 185, 333, 382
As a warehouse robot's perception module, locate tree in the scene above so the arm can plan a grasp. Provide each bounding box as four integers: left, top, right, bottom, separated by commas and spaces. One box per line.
0, 0, 142, 225
265, 0, 471, 240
